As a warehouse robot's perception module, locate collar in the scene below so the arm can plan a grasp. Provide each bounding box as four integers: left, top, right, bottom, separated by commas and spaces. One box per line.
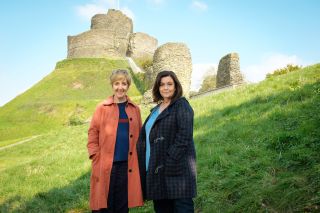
102, 95, 136, 106
150, 97, 186, 112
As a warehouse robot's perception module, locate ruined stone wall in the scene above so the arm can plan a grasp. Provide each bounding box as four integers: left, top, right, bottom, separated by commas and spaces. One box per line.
68, 30, 129, 58
152, 42, 192, 98
216, 53, 243, 88
67, 9, 133, 59
91, 10, 133, 33
128, 32, 158, 61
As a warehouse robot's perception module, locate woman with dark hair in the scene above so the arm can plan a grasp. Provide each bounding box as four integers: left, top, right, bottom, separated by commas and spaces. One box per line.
137, 70, 197, 213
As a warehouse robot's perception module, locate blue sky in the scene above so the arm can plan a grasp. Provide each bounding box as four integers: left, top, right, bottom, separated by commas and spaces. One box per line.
1, 0, 319, 106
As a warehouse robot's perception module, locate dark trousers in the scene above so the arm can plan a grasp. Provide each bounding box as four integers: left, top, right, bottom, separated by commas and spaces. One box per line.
92, 161, 128, 213
153, 198, 194, 213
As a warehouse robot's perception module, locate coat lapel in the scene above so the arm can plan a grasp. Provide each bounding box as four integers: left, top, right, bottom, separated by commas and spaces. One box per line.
155, 108, 170, 122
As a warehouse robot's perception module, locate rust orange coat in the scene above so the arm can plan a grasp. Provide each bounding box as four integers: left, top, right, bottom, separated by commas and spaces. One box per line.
87, 96, 144, 210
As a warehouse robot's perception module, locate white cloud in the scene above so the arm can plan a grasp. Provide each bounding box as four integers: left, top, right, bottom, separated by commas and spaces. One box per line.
242, 53, 304, 83
75, 0, 135, 21
191, 63, 217, 91
76, 4, 107, 20
191, 1, 208, 11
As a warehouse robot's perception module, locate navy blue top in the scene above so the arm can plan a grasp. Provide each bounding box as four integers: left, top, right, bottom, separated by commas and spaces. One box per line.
114, 102, 129, 161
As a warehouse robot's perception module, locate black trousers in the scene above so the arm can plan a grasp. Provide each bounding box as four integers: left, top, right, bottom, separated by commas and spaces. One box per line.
153, 198, 194, 213
92, 161, 128, 213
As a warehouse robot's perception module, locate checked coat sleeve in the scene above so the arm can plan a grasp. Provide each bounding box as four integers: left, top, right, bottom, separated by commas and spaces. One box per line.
167, 99, 194, 161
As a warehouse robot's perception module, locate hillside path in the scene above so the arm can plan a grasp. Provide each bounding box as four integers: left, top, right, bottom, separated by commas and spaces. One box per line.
0, 135, 41, 151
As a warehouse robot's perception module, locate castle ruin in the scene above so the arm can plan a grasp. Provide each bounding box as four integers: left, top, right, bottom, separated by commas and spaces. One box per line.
67, 9, 157, 61
216, 53, 244, 88
67, 9, 245, 99
128, 32, 158, 62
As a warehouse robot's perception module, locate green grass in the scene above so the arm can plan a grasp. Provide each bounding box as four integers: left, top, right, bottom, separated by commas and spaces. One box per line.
0, 63, 319, 212
0, 126, 90, 212
0, 58, 142, 143
0, 137, 29, 148
193, 64, 320, 212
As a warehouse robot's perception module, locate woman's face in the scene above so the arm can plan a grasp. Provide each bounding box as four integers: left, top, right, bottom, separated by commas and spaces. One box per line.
112, 78, 129, 100
159, 76, 176, 101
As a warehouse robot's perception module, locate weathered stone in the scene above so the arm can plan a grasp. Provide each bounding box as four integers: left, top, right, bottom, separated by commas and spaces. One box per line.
67, 9, 132, 58
216, 53, 244, 88
152, 43, 192, 98
91, 9, 133, 33
128, 32, 158, 61
144, 66, 154, 89
142, 89, 154, 105
68, 29, 129, 58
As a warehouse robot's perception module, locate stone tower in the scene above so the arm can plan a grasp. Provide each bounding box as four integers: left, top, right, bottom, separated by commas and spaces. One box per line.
152, 42, 192, 98
67, 9, 158, 61
128, 32, 158, 62
216, 53, 243, 88
67, 9, 133, 58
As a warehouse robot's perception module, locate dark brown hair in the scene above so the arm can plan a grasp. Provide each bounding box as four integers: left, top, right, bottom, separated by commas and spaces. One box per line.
152, 70, 183, 103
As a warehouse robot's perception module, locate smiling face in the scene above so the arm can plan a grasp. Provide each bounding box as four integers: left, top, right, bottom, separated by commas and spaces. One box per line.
112, 77, 129, 102
159, 76, 176, 102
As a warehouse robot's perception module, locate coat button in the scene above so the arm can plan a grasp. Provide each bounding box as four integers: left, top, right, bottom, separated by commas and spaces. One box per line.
129, 169, 132, 172
129, 152, 132, 155
130, 134, 133, 138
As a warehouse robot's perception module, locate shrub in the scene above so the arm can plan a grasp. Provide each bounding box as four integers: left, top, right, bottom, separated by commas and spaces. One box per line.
135, 57, 153, 70
68, 114, 85, 126
68, 104, 86, 126
266, 64, 302, 79
199, 74, 217, 92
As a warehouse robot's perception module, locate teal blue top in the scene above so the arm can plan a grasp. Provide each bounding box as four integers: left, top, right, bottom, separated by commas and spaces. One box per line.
145, 106, 160, 171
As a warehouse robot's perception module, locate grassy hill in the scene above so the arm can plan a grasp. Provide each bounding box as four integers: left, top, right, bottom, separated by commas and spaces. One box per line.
193, 64, 320, 212
0, 62, 319, 212
0, 58, 142, 144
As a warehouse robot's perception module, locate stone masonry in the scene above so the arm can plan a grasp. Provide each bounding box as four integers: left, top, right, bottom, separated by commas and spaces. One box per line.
216, 53, 243, 88
127, 32, 158, 61
90, 10, 132, 31
68, 10, 133, 58
152, 42, 192, 98
67, 9, 157, 60
66, 9, 245, 100
68, 9, 132, 58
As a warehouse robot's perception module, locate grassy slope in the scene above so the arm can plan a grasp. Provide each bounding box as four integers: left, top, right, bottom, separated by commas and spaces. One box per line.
0, 64, 319, 212
0, 58, 141, 144
193, 64, 320, 212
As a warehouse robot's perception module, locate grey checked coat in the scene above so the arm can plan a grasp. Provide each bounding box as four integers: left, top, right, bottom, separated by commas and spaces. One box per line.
137, 97, 197, 200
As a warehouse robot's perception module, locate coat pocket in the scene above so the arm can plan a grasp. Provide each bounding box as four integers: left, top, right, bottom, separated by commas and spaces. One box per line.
91, 152, 101, 181
164, 156, 185, 176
